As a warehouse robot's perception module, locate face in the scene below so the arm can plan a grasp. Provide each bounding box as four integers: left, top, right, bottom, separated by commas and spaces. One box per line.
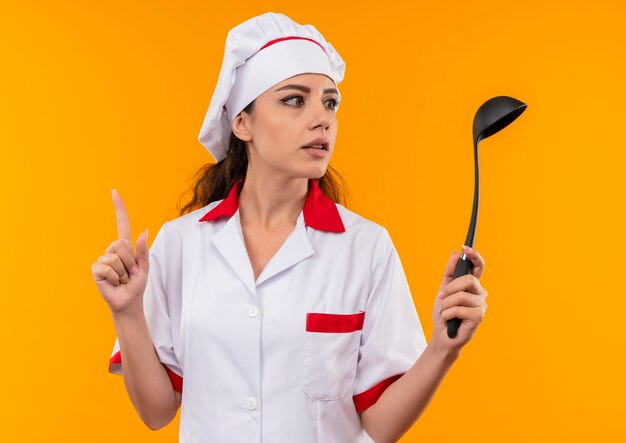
231, 73, 339, 179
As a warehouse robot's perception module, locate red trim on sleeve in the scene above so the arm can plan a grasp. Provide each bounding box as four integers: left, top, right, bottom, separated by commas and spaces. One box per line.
163, 365, 183, 393
110, 351, 122, 365
108, 351, 183, 393
306, 310, 365, 333
353, 373, 404, 414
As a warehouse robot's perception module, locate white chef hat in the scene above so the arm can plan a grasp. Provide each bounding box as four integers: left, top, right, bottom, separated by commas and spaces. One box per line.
197, 12, 346, 163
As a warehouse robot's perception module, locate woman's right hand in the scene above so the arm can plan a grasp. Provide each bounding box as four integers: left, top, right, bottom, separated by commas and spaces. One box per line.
91, 189, 150, 315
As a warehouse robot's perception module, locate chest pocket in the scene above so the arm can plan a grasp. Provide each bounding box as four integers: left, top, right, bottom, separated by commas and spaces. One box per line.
300, 310, 365, 401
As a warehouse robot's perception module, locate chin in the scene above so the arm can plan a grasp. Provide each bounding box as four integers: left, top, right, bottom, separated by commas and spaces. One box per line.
306, 166, 328, 180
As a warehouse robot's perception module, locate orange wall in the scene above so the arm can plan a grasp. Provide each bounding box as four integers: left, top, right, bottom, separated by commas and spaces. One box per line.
1, 0, 624, 441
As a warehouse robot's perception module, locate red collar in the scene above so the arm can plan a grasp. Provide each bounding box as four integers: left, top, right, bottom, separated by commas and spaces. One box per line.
198, 178, 345, 233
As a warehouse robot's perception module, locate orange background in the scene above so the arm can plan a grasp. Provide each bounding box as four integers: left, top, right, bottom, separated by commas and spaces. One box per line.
1, 0, 624, 441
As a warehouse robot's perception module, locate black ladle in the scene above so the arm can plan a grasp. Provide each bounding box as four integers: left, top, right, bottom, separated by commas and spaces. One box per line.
447, 96, 527, 339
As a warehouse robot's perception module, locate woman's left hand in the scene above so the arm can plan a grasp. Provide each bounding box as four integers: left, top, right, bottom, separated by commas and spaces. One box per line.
430, 245, 488, 356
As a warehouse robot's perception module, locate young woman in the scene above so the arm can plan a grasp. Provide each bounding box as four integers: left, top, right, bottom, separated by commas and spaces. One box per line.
92, 12, 488, 443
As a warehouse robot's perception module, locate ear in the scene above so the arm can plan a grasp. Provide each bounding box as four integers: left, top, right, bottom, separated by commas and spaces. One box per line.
231, 112, 252, 142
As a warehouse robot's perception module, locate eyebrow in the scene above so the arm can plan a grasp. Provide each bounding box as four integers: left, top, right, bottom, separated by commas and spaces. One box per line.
275, 84, 339, 95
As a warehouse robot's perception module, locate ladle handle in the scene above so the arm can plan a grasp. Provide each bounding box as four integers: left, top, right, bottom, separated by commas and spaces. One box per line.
446, 253, 474, 338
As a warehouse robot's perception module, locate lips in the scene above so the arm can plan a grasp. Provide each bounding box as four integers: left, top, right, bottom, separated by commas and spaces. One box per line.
303, 145, 328, 151
302, 137, 329, 150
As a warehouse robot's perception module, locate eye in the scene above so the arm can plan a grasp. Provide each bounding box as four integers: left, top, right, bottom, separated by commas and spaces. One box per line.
280, 95, 341, 110
325, 98, 340, 111
281, 95, 304, 106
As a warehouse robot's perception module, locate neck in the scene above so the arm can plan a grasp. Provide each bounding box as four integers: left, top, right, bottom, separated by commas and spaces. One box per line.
238, 170, 309, 230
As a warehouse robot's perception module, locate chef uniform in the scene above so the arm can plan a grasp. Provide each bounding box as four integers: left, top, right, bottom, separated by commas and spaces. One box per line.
108, 12, 428, 443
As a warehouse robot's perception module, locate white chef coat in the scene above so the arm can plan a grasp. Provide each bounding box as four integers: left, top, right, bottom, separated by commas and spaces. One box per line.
108, 178, 428, 442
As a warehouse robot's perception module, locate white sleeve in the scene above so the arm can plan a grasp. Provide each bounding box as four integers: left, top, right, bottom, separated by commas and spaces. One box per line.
352, 227, 428, 414
108, 221, 183, 393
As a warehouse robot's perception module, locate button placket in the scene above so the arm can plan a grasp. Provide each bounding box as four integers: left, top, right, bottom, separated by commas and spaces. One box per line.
246, 396, 258, 410
248, 305, 260, 318
245, 305, 260, 413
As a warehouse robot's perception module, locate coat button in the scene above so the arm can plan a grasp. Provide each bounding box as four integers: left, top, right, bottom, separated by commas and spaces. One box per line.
246, 396, 258, 410
247, 305, 260, 318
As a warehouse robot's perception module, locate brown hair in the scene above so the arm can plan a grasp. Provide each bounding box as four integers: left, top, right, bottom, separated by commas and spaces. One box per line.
177, 100, 351, 216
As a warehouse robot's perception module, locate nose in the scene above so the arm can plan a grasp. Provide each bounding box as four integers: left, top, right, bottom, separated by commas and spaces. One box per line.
308, 98, 333, 133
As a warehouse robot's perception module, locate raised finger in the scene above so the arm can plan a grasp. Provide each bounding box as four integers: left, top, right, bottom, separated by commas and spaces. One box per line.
111, 189, 132, 248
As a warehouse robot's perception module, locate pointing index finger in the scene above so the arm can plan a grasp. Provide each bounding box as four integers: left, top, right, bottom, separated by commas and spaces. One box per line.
111, 189, 132, 247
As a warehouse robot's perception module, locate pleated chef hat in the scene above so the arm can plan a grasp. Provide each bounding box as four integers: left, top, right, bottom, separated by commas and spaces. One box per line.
197, 12, 346, 163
